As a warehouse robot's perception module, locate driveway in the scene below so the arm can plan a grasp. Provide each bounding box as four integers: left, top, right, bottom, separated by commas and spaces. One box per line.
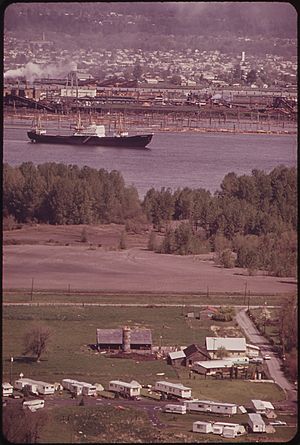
236, 308, 297, 404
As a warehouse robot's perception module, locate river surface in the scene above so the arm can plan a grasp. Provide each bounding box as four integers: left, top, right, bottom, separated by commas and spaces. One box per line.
3, 121, 297, 198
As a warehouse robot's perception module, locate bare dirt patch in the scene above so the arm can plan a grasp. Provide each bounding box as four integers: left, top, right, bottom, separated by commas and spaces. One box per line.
3, 224, 297, 294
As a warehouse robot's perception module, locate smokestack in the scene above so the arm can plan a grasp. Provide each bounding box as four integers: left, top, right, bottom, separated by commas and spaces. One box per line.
123, 326, 131, 353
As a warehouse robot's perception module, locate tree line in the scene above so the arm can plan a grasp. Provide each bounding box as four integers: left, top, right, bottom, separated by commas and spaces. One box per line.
3, 162, 297, 277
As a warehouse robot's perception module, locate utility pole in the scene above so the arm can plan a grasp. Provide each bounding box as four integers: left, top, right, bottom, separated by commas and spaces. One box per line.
10, 356, 13, 384
247, 290, 250, 312
30, 278, 34, 301
244, 281, 247, 305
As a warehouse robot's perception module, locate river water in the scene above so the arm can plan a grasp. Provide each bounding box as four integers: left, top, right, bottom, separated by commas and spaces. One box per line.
3, 119, 297, 198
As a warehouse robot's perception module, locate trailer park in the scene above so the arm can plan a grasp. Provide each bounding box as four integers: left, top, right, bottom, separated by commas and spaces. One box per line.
2, 303, 297, 442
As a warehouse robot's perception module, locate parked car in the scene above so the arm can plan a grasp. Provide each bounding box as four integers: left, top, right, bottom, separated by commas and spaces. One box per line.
263, 354, 271, 360
269, 421, 287, 426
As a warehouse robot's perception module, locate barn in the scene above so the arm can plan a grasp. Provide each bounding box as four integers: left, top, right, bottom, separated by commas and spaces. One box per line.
183, 344, 211, 366
96, 326, 152, 352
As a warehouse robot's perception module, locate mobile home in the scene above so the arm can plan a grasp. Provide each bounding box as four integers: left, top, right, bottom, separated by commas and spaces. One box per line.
164, 404, 186, 414
23, 399, 45, 412
184, 399, 238, 416
14, 378, 55, 395
81, 383, 97, 396
248, 413, 266, 433
214, 422, 246, 437
154, 381, 192, 399
108, 380, 141, 398
192, 421, 213, 434
2, 383, 13, 397
251, 399, 276, 418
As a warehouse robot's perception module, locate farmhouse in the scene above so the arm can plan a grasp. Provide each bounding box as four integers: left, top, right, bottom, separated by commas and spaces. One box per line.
167, 350, 186, 367
183, 344, 211, 366
248, 413, 266, 433
96, 326, 152, 352
154, 381, 192, 399
246, 344, 261, 357
251, 399, 276, 418
206, 337, 247, 358
192, 357, 249, 376
167, 344, 210, 367
184, 399, 238, 416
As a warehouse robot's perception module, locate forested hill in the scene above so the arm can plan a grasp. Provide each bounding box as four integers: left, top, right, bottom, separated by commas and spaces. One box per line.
3, 162, 297, 278
4, 2, 297, 54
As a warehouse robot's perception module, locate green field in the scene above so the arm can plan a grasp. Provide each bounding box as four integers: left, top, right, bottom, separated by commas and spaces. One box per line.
3, 303, 293, 443
3, 289, 287, 306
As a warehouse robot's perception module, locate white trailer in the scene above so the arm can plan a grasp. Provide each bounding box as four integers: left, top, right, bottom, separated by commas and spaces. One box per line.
192, 421, 213, 433
81, 383, 97, 396
108, 380, 141, 398
184, 399, 238, 415
23, 399, 45, 412
62, 379, 97, 396
14, 378, 54, 395
154, 381, 192, 399
164, 404, 186, 414
2, 383, 13, 397
214, 422, 246, 437
248, 413, 266, 433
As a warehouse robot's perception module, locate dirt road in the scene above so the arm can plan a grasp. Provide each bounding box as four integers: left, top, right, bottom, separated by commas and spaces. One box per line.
236, 308, 297, 405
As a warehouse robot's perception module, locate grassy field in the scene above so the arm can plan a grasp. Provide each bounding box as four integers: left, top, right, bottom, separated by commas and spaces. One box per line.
3, 303, 293, 443
3, 289, 287, 306
39, 405, 297, 443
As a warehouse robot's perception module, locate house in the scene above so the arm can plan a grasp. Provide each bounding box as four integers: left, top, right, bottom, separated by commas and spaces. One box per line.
193, 357, 249, 377
192, 421, 213, 433
2, 382, 13, 397
108, 380, 141, 398
251, 400, 276, 418
154, 381, 192, 399
248, 413, 266, 433
96, 326, 152, 352
185, 399, 238, 416
246, 344, 260, 357
167, 350, 186, 367
183, 344, 211, 366
206, 337, 247, 358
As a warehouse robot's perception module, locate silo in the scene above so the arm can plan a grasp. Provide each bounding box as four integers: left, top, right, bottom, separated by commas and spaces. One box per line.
122, 326, 131, 352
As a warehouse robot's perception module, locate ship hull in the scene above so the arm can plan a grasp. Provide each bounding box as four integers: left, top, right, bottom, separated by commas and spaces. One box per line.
27, 132, 153, 148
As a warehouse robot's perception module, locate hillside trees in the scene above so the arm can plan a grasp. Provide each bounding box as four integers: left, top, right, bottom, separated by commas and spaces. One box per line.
3, 163, 296, 277
3, 163, 143, 226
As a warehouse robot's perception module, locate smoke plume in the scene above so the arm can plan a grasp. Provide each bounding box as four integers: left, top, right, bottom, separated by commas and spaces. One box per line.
4, 61, 77, 82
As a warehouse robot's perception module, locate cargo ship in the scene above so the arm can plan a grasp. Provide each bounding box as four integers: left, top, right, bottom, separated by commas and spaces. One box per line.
27, 115, 153, 148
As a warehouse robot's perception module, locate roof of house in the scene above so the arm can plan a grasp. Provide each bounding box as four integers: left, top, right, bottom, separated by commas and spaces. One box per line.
251, 399, 275, 411
206, 337, 246, 352
187, 399, 237, 408
246, 343, 261, 350
96, 328, 152, 345
193, 359, 234, 369
109, 380, 141, 389
248, 413, 265, 425
168, 350, 186, 360
183, 344, 210, 359
156, 381, 191, 391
